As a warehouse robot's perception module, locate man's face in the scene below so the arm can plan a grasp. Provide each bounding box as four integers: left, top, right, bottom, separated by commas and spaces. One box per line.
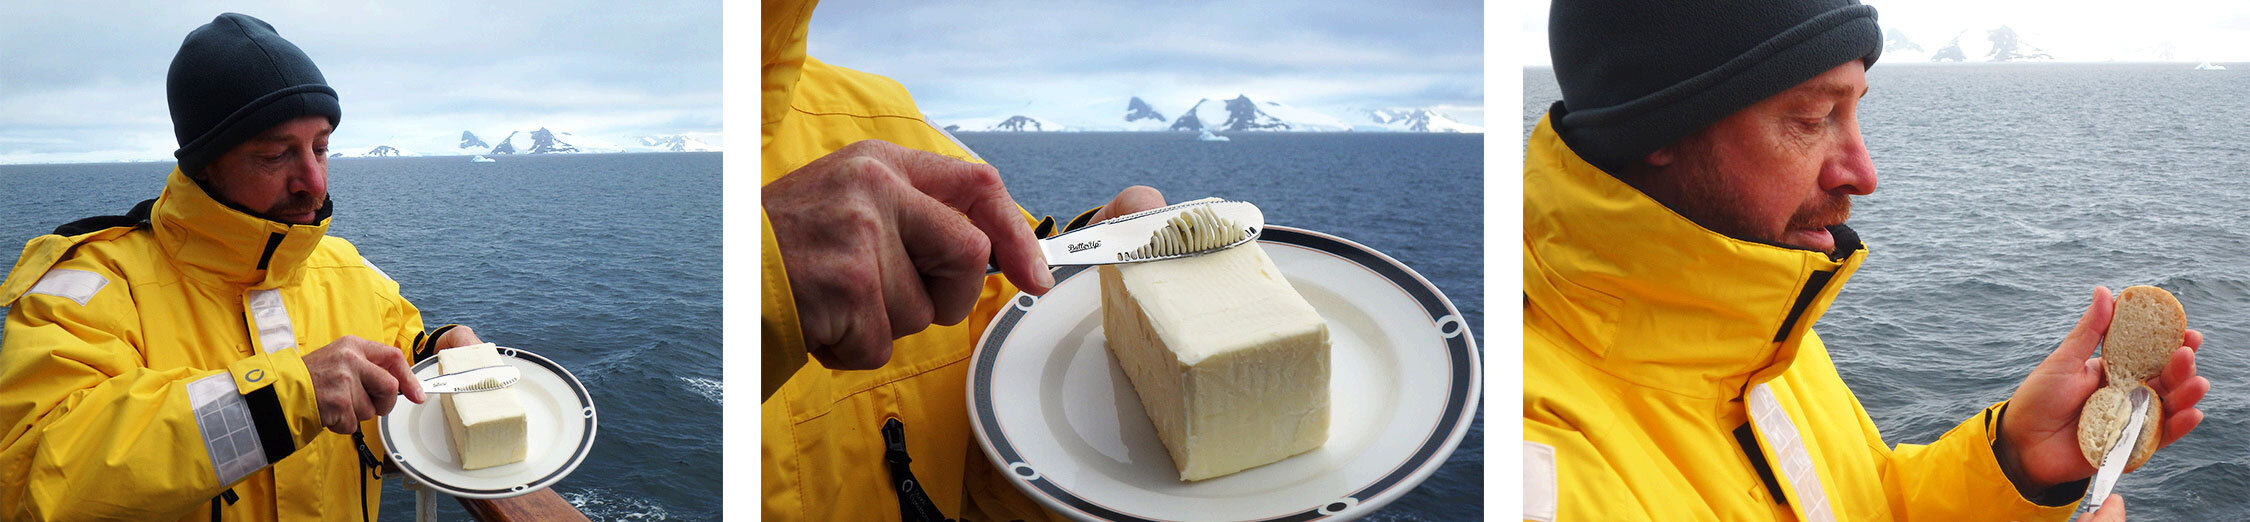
1629, 61, 1877, 255
199, 115, 333, 225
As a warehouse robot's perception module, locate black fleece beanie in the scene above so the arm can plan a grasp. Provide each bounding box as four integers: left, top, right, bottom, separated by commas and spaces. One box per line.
1549, 0, 1881, 174
168, 13, 341, 174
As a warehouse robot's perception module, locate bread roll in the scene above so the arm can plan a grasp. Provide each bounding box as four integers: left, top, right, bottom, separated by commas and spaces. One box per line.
2077, 383, 2162, 469
2101, 285, 2185, 387
2075, 285, 2184, 469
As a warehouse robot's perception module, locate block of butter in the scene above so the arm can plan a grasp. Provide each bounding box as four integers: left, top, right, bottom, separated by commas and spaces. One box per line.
436, 344, 528, 470
1100, 241, 1330, 481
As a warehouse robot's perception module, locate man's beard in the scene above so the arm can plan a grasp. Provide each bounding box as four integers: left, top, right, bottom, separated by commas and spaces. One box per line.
1667, 140, 1853, 254
260, 192, 326, 224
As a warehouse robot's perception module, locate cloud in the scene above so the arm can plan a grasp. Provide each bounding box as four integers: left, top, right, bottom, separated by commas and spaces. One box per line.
0, 1, 719, 164
804, 0, 1484, 125
1519, 0, 2250, 64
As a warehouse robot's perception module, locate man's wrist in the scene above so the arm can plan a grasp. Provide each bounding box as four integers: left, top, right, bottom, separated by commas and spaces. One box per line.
1991, 405, 2088, 506
1992, 433, 2046, 495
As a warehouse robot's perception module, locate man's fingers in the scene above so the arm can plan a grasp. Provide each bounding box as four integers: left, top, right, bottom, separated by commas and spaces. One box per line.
2184, 329, 2203, 351
369, 343, 424, 404
2088, 493, 2125, 522
349, 392, 375, 429
892, 185, 991, 327
875, 144, 1051, 295
811, 314, 893, 371
2049, 286, 2114, 365
2160, 406, 2204, 448
2157, 346, 2198, 397
2162, 374, 2210, 417
1091, 185, 1167, 223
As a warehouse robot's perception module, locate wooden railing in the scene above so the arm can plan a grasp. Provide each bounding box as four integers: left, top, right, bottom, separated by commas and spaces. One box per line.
459, 489, 591, 522
383, 463, 590, 521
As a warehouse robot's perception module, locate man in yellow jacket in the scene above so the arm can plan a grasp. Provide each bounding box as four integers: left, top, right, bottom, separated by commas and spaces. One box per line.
0, 13, 486, 521
1525, 1, 2210, 520
760, 1, 1161, 520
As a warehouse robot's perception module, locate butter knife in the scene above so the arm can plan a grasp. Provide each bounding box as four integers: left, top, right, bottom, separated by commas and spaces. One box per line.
985, 198, 1263, 275
2074, 386, 2152, 520
419, 365, 521, 394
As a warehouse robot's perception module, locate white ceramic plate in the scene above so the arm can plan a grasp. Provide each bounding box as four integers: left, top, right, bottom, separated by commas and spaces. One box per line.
378, 347, 598, 499
969, 226, 1480, 521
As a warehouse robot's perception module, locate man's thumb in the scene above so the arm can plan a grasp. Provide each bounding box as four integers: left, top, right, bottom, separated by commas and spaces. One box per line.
2047, 286, 2114, 365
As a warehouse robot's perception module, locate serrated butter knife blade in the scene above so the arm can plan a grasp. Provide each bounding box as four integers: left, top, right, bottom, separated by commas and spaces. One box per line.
986, 198, 1264, 274
420, 365, 521, 394
2075, 386, 2152, 520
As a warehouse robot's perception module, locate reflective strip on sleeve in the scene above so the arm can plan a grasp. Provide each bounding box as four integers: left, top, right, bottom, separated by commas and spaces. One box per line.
1524, 441, 1557, 522
924, 116, 984, 162
361, 257, 393, 283
26, 269, 108, 306
1748, 383, 1837, 522
245, 289, 295, 353
188, 373, 269, 485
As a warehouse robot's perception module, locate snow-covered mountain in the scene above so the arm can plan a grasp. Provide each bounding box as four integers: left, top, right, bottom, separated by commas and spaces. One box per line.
524, 128, 579, 154
993, 115, 1050, 132
1930, 26, 2053, 62
1124, 96, 1166, 124
1359, 108, 1483, 133
333, 126, 720, 158
1169, 95, 1353, 132
942, 94, 1473, 133
364, 145, 405, 157
637, 134, 719, 152
485, 128, 602, 154
1883, 28, 1930, 62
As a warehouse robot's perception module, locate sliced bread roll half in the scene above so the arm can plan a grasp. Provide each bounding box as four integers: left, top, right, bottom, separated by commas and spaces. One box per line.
2102, 285, 2186, 387
2078, 382, 2163, 469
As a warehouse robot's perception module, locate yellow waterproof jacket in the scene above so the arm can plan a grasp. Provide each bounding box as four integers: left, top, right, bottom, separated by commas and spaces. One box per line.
761, 1, 1062, 520
1522, 114, 2079, 521
0, 169, 422, 521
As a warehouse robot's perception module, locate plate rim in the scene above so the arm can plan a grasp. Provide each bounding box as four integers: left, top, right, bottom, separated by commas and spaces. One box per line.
378, 347, 600, 499
967, 225, 1482, 521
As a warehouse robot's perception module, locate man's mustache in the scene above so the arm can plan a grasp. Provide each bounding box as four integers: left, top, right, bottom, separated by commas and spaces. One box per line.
1791, 195, 1851, 229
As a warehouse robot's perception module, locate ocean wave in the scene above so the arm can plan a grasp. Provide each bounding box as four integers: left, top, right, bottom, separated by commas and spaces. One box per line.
679, 376, 722, 405
560, 488, 672, 521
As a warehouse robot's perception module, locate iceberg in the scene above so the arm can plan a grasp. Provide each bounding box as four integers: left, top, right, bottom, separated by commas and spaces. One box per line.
1195, 129, 1230, 142
471, 155, 496, 163
2195, 61, 2227, 70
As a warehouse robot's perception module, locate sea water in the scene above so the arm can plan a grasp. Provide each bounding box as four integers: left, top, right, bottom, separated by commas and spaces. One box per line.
1527, 63, 2250, 518
957, 131, 1486, 521
0, 152, 722, 520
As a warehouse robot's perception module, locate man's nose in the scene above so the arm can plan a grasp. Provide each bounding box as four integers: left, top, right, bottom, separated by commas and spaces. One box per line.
1824, 119, 1877, 196
291, 147, 328, 196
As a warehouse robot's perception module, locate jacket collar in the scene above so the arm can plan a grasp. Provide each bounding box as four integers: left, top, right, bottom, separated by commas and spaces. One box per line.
1525, 113, 1867, 399
151, 167, 332, 289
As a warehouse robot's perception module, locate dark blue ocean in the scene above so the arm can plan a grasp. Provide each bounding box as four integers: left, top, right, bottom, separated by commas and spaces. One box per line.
955, 131, 1486, 521
1528, 63, 2250, 518
0, 152, 722, 520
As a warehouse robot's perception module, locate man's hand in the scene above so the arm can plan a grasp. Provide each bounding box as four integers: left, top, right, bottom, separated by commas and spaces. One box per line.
1997, 286, 2210, 495
302, 335, 425, 435
2082, 494, 2126, 522
434, 325, 485, 351
1090, 185, 1167, 223
765, 140, 1051, 370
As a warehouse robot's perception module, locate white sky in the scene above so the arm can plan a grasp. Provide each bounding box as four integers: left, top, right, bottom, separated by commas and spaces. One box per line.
0, 1, 719, 164
806, 0, 1485, 128
1519, 0, 2250, 65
